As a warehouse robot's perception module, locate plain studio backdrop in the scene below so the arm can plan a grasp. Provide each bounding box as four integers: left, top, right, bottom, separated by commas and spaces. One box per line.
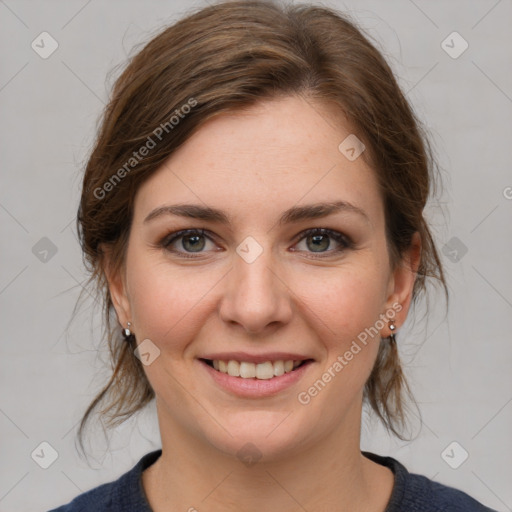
1, 1, 511, 511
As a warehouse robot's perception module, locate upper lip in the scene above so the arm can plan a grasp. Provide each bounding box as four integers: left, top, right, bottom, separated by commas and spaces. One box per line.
199, 352, 314, 364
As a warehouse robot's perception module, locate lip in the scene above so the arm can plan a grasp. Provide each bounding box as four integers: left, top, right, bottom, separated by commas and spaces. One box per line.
199, 351, 312, 364
197, 358, 314, 398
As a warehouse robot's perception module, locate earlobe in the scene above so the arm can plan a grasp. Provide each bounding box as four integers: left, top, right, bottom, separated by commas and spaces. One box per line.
100, 243, 132, 327
384, 232, 421, 335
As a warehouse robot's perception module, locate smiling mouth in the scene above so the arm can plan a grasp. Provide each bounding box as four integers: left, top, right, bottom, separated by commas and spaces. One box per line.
200, 358, 313, 380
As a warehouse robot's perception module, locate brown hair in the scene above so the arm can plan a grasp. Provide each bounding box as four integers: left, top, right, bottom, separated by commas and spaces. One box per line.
77, 0, 447, 447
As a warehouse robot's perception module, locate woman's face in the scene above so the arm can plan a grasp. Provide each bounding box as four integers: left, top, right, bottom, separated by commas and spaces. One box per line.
108, 95, 416, 461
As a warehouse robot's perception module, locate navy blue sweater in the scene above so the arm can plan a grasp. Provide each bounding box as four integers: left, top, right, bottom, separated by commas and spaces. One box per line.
49, 450, 498, 511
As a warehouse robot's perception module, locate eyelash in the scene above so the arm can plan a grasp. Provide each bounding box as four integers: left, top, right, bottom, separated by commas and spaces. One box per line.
158, 227, 353, 259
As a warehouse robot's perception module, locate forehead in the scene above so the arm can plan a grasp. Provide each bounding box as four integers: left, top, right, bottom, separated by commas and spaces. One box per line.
134, 95, 384, 228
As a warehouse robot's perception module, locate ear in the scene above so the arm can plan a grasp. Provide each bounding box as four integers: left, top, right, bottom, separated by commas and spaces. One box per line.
383, 231, 421, 336
100, 243, 132, 328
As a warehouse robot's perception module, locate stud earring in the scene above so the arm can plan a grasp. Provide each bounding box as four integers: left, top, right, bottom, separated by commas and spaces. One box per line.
122, 321, 135, 342
388, 321, 397, 344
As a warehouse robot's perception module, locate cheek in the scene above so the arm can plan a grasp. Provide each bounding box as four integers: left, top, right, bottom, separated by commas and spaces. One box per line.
301, 264, 387, 343
295, 261, 389, 394
293, 272, 386, 419
125, 253, 220, 350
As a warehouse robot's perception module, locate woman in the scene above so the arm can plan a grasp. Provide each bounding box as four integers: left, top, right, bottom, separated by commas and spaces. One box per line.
50, 1, 497, 510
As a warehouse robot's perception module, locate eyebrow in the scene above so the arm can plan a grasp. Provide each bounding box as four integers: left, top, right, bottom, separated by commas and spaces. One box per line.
144, 200, 369, 226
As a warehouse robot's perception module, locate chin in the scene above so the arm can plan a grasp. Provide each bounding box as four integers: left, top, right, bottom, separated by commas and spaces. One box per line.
199, 408, 318, 464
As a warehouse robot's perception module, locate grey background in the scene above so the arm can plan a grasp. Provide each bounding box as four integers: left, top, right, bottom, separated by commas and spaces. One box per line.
1, 0, 511, 511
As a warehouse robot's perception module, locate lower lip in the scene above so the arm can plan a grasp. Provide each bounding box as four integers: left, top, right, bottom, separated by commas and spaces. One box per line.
198, 359, 314, 398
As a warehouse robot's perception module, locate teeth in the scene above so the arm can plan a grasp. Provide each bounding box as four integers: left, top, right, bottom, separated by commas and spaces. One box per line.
227, 360, 240, 377
273, 360, 284, 377
211, 359, 304, 379
239, 361, 256, 378
256, 361, 274, 380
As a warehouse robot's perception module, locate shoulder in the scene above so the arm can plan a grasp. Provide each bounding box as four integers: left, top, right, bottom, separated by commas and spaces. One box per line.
400, 472, 498, 512
47, 450, 162, 512
363, 451, 498, 512
47, 479, 113, 512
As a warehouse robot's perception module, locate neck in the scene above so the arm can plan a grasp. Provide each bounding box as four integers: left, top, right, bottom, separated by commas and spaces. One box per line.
142, 400, 394, 512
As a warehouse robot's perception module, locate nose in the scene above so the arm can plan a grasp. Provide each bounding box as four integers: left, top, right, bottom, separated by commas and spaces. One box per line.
218, 246, 293, 335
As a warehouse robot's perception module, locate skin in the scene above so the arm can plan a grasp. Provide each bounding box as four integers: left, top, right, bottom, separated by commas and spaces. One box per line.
105, 95, 420, 511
